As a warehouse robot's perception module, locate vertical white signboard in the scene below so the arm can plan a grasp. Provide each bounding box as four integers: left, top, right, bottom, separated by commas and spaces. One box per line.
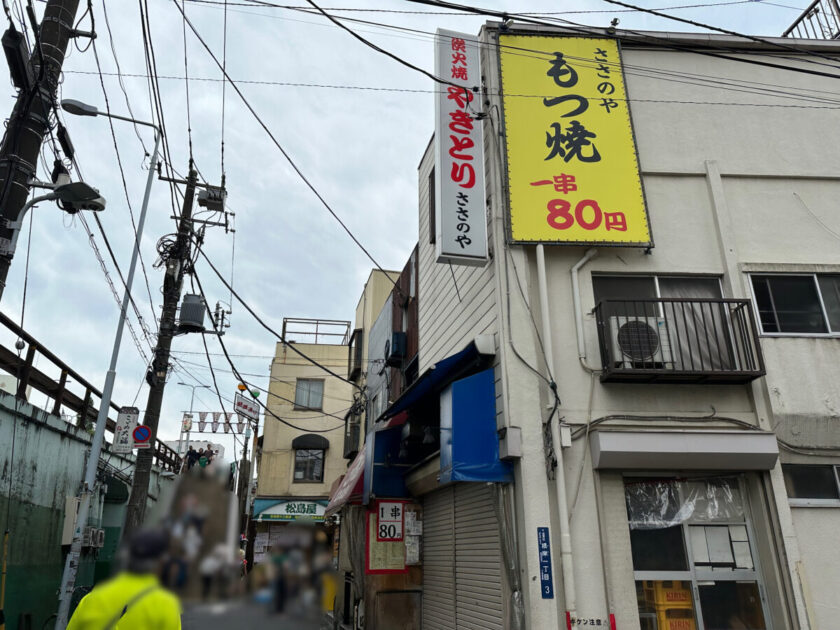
113, 406, 138, 454
434, 29, 488, 266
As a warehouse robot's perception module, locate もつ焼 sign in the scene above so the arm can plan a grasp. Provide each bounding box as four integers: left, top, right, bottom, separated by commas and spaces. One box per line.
500, 36, 651, 247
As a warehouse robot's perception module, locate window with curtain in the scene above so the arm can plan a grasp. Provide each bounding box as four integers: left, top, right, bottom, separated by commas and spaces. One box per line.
593, 275, 731, 371
294, 449, 324, 482
294, 378, 324, 410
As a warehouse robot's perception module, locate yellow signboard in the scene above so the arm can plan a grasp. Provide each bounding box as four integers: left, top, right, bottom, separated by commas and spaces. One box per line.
499, 36, 651, 246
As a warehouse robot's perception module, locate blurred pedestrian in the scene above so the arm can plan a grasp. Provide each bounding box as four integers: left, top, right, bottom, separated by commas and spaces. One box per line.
67, 528, 181, 629
185, 447, 198, 470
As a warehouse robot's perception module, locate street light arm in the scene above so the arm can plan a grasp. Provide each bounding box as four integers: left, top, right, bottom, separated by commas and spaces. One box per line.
100, 111, 161, 135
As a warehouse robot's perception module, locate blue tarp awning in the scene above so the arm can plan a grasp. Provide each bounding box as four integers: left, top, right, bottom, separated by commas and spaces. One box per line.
379, 335, 494, 423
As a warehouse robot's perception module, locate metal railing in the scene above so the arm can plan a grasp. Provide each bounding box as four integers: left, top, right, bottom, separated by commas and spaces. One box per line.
594, 298, 765, 383
0, 312, 181, 470
783, 0, 840, 39
281, 317, 351, 345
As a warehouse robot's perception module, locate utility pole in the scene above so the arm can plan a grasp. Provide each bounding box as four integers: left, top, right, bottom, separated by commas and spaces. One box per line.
0, 0, 81, 301
123, 168, 198, 536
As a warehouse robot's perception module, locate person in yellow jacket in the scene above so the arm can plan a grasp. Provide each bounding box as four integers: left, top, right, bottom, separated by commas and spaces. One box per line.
67, 528, 181, 630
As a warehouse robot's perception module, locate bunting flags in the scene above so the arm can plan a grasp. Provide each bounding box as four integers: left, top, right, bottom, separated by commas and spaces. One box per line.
198, 411, 208, 433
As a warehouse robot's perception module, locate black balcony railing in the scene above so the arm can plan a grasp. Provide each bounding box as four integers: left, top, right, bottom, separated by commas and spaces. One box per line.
594, 298, 765, 384
783, 0, 840, 39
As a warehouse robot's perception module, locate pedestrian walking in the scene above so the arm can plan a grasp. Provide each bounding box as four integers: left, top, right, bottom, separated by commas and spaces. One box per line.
66, 528, 181, 629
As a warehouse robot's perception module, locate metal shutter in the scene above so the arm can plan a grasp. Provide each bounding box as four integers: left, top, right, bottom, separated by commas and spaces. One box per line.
422, 486, 456, 630
454, 484, 504, 630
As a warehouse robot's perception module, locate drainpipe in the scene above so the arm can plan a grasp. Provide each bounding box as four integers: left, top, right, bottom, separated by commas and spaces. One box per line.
571, 249, 599, 371
535, 244, 577, 619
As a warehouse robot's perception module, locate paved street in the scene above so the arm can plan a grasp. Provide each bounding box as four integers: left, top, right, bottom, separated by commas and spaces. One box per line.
181, 598, 325, 630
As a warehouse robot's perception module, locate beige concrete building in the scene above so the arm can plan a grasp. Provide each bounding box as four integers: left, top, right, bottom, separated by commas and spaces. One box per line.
252, 319, 354, 540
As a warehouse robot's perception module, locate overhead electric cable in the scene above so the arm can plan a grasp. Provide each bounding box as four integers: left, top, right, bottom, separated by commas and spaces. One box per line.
181, 0, 194, 164
598, 0, 840, 69
101, 0, 149, 153
196, 247, 360, 389
63, 69, 840, 106
90, 25, 159, 333
184, 0, 781, 14
173, 1, 400, 292
191, 267, 345, 432
404, 0, 840, 82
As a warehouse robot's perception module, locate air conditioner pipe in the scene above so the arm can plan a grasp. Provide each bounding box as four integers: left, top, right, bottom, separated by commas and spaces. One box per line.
535, 244, 577, 619
571, 249, 599, 369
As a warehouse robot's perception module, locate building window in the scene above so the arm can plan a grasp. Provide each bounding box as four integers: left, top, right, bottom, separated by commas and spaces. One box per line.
782, 464, 840, 504
294, 378, 324, 410
626, 476, 770, 629
751, 274, 840, 335
293, 449, 324, 482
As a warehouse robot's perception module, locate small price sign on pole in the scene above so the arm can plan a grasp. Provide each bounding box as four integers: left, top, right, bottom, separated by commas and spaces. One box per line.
376, 501, 404, 541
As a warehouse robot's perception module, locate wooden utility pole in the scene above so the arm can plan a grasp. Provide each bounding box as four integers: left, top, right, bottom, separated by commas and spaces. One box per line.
123, 168, 198, 536
0, 0, 81, 301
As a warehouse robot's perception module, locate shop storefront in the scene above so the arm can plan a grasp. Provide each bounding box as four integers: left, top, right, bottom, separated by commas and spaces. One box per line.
252, 497, 329, 564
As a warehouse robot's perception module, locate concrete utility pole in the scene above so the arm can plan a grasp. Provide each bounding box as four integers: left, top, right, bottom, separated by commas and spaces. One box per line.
0, 0, 81, 301
123, 168, 198, 536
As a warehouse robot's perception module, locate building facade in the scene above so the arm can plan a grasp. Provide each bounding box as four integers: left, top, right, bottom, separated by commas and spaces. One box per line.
330, 23, 840, 630
252, 319, 354, 558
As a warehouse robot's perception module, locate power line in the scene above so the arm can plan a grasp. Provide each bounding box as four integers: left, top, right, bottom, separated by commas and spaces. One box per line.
405, 0, 840, 82
184, 0, 787, 14
304, 0, 469, 90
90, 14, 159, 334
58, 70, 840, 107
100, 0, 149, 154
172, 1, 401, 292
598, 0, 840, 70
191, 266, 345, 432
180, 0, 194, 164
196, 247, 361, 389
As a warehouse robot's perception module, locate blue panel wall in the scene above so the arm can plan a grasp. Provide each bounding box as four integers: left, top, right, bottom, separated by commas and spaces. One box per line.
440, 368, 513, 483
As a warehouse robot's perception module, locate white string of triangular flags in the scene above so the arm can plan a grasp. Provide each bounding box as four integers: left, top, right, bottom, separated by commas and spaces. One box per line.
186, 411, 253, 433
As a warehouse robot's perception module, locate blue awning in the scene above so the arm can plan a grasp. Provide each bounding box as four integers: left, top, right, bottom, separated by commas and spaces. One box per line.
379, 335, 495, 422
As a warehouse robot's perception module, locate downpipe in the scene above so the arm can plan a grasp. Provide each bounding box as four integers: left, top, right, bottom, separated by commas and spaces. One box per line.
535, 244, 577, 619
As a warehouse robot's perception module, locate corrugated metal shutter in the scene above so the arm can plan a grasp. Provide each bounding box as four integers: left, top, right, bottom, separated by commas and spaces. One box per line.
454, 484, 504, 630
422, 486, 456, 630
422, 484, 504, 630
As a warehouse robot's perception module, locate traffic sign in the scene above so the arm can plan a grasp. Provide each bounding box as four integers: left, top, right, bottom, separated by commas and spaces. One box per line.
133, 425, 152, 449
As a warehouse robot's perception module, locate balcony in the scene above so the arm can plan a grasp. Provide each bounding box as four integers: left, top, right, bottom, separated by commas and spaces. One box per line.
594, 298, 765, 384
782, 0, 840, 39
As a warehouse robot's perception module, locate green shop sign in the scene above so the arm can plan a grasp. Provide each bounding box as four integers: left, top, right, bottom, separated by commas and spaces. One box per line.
253, 498, 328, 522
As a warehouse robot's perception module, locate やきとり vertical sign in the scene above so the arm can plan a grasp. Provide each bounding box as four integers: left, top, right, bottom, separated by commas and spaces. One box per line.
434, 29, 488, 266
499, 36, 651, 247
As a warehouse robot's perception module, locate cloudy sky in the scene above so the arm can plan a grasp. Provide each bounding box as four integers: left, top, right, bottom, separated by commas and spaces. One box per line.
0, 0, 814, 458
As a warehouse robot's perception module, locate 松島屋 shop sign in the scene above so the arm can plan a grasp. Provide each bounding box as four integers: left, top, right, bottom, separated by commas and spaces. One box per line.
254, 499, 327, 522
499, 35, 651, 247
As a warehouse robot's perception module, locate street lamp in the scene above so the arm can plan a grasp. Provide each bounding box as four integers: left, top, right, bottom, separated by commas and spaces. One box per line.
177, 382, 211, 457
55, 100, 163, 629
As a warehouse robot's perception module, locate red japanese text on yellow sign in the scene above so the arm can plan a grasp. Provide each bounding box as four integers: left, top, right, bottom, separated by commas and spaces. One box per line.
500, 35, 651, 245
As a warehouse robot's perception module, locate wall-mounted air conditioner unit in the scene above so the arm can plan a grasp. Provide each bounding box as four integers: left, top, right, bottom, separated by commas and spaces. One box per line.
385, 331, 407, 367
609, 316, 673, 369
95, 529, 106, 548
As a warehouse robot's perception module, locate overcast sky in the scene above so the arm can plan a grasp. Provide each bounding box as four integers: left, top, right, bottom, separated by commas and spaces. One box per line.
0, 0, 814, 459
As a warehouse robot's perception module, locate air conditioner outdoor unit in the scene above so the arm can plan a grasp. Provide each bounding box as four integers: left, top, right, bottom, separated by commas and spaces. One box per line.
385, 331, 407, 367
609, 316, 673, 369
95, 529, 106, 548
